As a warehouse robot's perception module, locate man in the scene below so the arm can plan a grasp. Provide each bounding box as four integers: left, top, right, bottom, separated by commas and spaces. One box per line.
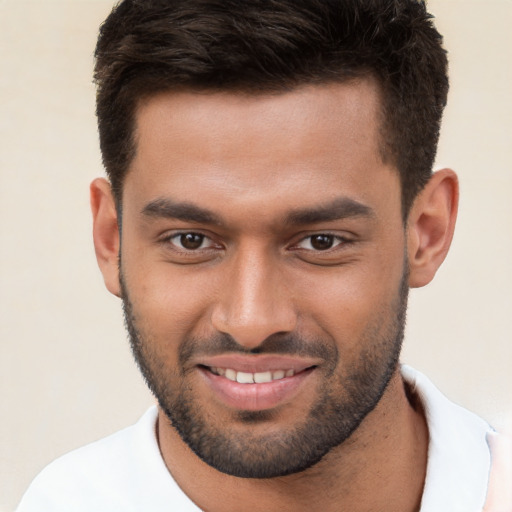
16, 0, 509, 510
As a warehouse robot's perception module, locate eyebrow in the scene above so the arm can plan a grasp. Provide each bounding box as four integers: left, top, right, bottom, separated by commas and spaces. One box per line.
141, 196, 374, 227
142, 198, 223, 225
284, 197, 375, 225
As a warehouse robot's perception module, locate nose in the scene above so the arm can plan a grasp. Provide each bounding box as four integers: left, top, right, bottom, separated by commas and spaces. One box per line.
211, 244, 297, 349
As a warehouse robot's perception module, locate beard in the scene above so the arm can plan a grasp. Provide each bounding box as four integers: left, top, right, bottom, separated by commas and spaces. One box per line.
120, 267, 409, 479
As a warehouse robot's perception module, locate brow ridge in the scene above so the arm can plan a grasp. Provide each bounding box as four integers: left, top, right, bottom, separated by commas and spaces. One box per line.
284, 197, 375, 225
141, 196, 374, 228
142, 198, 222, 225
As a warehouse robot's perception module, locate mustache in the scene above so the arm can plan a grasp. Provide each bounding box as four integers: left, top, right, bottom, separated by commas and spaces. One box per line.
179, 331, 338, 367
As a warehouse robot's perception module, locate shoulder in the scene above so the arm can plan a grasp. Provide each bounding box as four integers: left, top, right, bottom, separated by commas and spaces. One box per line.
401, 365, 495, 512
16, 407, 197, 512
483, 431, 512, 511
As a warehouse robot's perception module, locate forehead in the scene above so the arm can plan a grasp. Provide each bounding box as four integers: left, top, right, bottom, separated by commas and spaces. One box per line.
125, 80, 398, 219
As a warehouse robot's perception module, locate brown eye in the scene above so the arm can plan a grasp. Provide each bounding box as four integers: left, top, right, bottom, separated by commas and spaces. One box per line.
310, 234, 334, 250
179, 233, 205, 250
162, 231, 222, 262
295, 234, 348, 252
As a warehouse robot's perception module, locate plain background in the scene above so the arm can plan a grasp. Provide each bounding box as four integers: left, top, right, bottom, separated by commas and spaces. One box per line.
1, 1, 511, 510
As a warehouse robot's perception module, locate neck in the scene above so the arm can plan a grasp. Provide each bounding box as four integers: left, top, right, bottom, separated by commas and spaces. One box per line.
158, 368, 428, 512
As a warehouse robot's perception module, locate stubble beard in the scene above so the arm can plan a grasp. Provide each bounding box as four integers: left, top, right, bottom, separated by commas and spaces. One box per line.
120, 268, 409, 479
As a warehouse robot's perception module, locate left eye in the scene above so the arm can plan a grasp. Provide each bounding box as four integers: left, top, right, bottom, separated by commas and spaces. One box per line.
169, 233, 213, 250
296, 234, 345, 251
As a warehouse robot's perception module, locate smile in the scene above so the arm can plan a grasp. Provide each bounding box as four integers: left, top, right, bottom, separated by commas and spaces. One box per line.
208, 367, 295, 383
198, 361, 317, 411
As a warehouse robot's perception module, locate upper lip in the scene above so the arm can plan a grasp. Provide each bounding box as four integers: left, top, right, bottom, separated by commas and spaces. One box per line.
194, 354, 320, 374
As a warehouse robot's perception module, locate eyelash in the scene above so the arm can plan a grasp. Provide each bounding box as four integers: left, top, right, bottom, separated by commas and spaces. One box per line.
160, 231, 352, 253
293, 233, 350, 252
162, 232, 220, 252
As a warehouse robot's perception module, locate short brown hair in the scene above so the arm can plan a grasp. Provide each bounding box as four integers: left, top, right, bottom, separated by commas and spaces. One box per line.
94, 0, 448, 217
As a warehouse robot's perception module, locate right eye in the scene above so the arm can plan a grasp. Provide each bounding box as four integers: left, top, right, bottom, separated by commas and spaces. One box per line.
157, 230, 224, 264
164, 232, 217, 251
172, 233, 208, 250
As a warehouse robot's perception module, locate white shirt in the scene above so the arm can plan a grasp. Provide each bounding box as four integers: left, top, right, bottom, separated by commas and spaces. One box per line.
401, 366, 492, 511
17, 366, 495, 511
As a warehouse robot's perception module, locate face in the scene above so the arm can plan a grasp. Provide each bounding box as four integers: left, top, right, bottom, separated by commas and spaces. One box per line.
119, 80, 408, 478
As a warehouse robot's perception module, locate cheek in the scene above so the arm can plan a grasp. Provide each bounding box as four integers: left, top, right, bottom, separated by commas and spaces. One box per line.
295, 255, 405, 352
122, 253, 216, 342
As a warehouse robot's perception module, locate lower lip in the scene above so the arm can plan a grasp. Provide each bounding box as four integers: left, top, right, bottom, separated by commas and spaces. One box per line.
199, 367, 315, 411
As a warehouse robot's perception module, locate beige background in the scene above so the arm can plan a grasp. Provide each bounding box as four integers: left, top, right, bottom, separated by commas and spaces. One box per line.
1, 1, 511, 510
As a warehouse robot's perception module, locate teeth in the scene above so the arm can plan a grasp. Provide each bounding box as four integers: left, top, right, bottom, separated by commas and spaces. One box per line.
225, 368, 237, 381
254, 371, 272, 383
211, 367, 295, 383
236, 371, 254, 384
272, 370, 285, 380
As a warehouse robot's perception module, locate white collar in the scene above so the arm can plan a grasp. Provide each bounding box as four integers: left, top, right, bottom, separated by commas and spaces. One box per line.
401, 365, 492, 512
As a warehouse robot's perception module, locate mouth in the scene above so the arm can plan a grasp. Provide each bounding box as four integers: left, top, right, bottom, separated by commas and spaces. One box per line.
206, 366, 298, 383
196, 357, 318, 411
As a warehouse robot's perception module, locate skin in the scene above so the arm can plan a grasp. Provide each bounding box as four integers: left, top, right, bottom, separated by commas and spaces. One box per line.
91, 79, 458, 511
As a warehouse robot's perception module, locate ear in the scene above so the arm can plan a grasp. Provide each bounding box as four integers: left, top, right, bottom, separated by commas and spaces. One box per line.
407, 169, 459, 288
90, 178, 121, 297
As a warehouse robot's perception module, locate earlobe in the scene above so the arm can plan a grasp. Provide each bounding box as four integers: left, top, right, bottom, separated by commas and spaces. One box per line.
407, 169, 459, 288
90, 178, 122, 297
